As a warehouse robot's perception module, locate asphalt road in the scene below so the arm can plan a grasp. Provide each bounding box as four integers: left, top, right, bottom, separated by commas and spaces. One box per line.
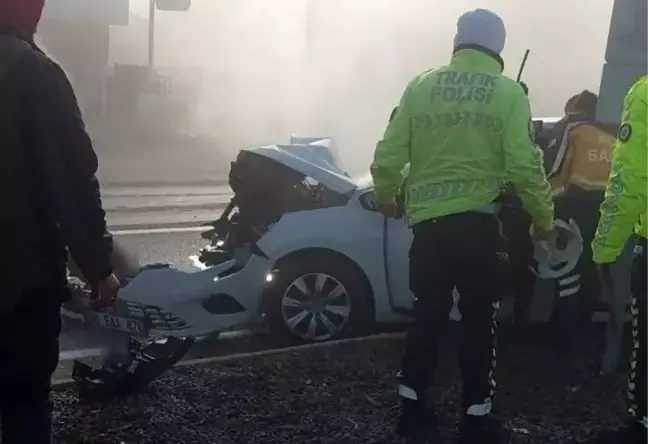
110, 226, 209, 272
103, 184, 231, 230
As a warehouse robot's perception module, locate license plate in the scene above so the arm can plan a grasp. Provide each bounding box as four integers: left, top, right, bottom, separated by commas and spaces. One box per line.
86, 312, 148, 336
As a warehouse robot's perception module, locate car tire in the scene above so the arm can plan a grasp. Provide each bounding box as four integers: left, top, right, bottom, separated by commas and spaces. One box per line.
263, 253, 374, 343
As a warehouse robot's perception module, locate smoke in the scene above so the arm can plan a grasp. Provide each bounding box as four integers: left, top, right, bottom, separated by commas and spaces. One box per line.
119, 0, 614, 175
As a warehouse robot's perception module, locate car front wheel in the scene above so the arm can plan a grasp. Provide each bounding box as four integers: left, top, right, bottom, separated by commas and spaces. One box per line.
263, 254, 373, 342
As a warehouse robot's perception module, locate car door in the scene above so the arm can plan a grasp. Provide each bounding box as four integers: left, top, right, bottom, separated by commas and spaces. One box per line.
384, 216, 414, 311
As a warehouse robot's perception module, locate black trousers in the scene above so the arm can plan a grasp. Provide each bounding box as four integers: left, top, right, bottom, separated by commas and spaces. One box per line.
500, 206, 536, 325
551, 191, 604, 343
628, 237, 647, 426
0, 286, 65, 444
400, 211, 508, 414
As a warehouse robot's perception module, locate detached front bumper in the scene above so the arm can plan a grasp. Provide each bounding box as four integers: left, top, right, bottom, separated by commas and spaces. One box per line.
115, 252, 273, 338
61, 251, 272, 349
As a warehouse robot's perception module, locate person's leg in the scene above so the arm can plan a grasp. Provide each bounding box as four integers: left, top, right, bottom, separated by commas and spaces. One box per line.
572, 192, 604, 326
510, 244, 536, 328
551, 191, 605, 354
0, 286, 64, 444
550, 266, 582, 353
550, 193, 600, 353
596, 238, 647, 444
397, 218, 456, 441
628, 239, 647, 430
549, 195, 578, 347
500, 206, 536, 329
453, 212, 509, 443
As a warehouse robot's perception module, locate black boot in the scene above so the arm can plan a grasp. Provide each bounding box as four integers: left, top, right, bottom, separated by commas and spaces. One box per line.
594, 422, 647, 444
457, 414, 510, 444
396, 398, 437, 443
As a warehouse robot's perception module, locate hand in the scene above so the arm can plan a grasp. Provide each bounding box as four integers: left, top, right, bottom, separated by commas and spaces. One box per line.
530, 223, 557, 260
376, 200, 402, 219
531, 222, 556, 243
91, 273, 120, 310
519, 81, 529, 96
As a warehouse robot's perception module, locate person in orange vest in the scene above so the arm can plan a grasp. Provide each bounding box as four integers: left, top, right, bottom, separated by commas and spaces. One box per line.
542, 90, 615, 354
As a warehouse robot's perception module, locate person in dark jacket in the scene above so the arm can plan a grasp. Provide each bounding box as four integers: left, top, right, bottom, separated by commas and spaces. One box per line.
0, 1, 120, 443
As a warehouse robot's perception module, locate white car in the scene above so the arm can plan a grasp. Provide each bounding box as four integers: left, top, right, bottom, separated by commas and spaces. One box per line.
80, 127, 631, 349
117, 136, 414, 342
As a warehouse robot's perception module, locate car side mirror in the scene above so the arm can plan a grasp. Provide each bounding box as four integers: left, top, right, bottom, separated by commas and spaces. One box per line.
359, 191, 377, 211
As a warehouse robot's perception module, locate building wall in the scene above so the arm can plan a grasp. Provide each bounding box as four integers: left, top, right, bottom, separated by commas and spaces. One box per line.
37, 21, 110, 122
597, 0, 647, 123
42, 0, 130, 26
36, 0, 131, 122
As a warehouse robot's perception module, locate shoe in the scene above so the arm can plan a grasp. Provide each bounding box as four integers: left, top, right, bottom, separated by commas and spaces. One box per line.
396, 399, 438, 443
457, 415, 510, 444
595, 422, 647, 444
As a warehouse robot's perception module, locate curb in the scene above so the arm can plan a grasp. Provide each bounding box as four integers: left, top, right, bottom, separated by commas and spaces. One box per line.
109, 222, 212, 233
176, 331, 405, 367
52, 331, 405, 391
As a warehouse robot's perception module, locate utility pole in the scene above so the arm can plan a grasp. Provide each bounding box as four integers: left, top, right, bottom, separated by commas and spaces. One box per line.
147, 0, 192, 69
148, 0, 156, 68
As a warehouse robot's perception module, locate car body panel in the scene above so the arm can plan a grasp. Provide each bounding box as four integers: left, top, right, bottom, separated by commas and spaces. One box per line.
256, 195, 400, 322
117, 253, 272, 338
384, 216, 413, 309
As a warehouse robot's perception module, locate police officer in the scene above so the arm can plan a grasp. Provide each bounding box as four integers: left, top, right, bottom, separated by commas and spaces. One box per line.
370, 9, 555, 444
543, 90, 616, 353
591, 74, 647, 444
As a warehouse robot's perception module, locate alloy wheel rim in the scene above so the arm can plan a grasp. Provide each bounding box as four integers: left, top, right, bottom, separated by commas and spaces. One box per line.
280, 272, 352, 341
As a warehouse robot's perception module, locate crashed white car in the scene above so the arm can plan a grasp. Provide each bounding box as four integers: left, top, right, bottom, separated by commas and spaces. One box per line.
77, 126, 630, 348
117, 136, 417, 342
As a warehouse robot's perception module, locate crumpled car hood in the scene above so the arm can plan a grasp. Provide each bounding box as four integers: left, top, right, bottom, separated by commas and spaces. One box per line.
242, 137, 357, 195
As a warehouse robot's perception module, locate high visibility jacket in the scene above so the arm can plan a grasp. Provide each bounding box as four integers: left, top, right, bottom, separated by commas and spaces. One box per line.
370, 47, 554, 231
544, 115, 615, 196
592, 75, 648, 264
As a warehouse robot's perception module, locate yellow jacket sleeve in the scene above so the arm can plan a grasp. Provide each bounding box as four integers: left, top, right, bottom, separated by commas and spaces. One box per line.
503, 88, 555, 233
592, 75, 648, 264
371, 84, 412, 204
